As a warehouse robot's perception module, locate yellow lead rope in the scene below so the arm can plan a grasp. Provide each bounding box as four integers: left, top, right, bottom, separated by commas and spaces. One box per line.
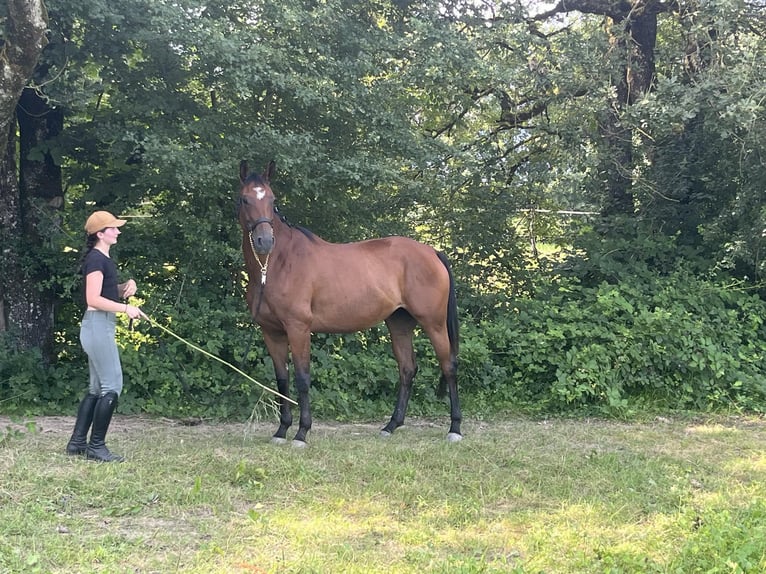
142, 315, 296, 405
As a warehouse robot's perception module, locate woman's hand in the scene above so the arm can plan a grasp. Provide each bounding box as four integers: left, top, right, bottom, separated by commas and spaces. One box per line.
120, 279, 138, 298
125, 304, 148, 320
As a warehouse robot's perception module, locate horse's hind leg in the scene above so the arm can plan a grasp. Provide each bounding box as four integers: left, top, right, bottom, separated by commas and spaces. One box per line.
262, 330, 292, 443
440, 362, 461, 442
425, 326, 462, 442
381, 310, 418, 437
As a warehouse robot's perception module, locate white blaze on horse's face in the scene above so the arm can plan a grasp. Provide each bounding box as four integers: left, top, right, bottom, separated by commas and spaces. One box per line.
239, 181, 276, 257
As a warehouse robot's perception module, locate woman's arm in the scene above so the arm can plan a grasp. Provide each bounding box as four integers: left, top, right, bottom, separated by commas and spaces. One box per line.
85, 271, 130, 314
86, 272, 146, 319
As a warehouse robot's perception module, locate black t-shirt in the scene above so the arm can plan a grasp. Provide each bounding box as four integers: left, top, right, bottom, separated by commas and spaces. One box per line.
81, 249, 120, 303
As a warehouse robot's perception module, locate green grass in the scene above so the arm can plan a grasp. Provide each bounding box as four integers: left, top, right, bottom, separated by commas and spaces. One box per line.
1, 414, 765, 573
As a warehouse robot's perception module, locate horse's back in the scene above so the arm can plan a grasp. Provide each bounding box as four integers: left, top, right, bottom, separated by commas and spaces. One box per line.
333, 235, 448, 284
328, 235, 450, 318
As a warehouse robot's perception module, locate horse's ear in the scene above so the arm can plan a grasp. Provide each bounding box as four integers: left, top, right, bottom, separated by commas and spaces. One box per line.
265, 160, 276, 181
239, 160, 249, 183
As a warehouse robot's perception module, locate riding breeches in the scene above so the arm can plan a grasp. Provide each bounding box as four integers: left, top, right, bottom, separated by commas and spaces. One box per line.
80, 310, 123, 396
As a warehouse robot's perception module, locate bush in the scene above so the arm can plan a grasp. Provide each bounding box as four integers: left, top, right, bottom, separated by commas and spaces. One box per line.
4, 264, 766, 419
457, 268, 766, 415
0, 333, 57, 415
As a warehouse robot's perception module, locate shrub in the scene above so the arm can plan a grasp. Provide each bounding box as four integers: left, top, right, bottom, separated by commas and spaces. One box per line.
4, 265, 766, 419
456, 269, 766, 415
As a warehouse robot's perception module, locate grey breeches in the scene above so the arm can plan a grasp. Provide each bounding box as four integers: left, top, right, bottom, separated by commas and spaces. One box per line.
80, 310, 123, 396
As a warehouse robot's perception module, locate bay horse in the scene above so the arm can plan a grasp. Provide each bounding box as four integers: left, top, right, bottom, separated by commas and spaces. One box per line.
237, 160, 462, 446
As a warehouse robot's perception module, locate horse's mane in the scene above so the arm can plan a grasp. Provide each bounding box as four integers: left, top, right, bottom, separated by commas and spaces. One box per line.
274, 206, 316, 241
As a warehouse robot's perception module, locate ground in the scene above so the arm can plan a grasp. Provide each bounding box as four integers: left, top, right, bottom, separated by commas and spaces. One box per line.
0, 413, 446, 440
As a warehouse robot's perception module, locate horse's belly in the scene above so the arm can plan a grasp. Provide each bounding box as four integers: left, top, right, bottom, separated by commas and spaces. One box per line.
309, 299, 395, 333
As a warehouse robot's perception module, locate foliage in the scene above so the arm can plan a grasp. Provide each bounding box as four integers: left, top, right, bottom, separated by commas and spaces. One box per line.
3, 0, 766, 418
6, 239, 766, 419
452, 228, 766, 415
457, 243, 766, 416
0, 334, 53, 414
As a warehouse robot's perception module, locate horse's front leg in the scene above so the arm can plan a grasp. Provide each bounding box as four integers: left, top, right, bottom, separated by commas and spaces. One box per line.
262, 330, 291, 443
287, 328, 312, 447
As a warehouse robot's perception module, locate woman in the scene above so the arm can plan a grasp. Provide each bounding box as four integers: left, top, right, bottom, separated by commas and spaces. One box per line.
66, 210, 146, 462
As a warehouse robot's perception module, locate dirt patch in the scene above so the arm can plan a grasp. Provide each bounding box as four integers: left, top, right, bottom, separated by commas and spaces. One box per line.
5, 413, 764, 442
1, 414, 183, 435
0, 414, 404, 438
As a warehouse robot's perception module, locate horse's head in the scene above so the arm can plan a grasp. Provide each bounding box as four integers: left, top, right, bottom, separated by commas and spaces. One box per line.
238, 160, 277, 256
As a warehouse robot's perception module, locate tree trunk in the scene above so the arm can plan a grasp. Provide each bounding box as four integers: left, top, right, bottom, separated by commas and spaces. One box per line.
0, 0, 51, 355
598, 104, 635, 217
532, 0, 663, 218
599, 7, 659, 217
12, 87, 65, 359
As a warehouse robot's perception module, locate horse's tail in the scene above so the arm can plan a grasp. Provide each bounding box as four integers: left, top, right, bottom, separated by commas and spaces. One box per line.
436, 250, 459, 398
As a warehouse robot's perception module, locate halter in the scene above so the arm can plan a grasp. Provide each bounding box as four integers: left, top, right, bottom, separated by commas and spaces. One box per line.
247, 216, 274, 232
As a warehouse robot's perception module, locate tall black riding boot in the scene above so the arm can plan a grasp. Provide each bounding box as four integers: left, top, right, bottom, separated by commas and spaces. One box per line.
66, 393, 99, 456
86, 392, 124, 462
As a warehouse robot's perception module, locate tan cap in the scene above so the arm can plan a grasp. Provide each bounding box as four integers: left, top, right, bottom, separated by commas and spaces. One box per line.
84, 211, 127, 234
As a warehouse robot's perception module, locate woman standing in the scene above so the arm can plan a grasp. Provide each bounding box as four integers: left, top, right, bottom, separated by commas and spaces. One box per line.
66, 211, 146, 462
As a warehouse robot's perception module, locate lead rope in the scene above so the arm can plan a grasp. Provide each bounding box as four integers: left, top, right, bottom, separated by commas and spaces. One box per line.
141, 314, 296, 405
248, 230, 271, 320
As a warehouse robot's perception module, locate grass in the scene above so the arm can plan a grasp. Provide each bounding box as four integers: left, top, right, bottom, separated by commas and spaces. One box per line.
1, 413, 765, 573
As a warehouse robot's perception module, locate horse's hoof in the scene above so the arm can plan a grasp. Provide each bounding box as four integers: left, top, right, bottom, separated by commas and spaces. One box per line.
291, 440, 308, 449
379, 430, 392, 438
446, 432, 463, 443
271, 436, 288, 445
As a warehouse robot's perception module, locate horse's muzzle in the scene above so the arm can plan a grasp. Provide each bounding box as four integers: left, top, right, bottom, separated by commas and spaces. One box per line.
249, 224, 275, 255
251, 233, 274, 254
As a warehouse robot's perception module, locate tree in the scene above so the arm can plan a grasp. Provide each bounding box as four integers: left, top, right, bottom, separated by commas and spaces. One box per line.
536, 0, 665, 216
0, 0, 58, 358
638, 1, 766, 273
2, 0, 766, 416
402, 1, 766, 274
426, 0, 667, 219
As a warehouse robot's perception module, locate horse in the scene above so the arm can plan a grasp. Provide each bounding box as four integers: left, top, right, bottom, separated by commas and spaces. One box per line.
237, 160, 462, 446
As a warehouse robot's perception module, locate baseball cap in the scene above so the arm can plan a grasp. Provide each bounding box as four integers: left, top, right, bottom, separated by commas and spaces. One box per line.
84, 211, 127, 234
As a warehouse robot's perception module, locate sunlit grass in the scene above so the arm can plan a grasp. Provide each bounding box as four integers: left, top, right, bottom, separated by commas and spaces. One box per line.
1, 414, 765, 573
